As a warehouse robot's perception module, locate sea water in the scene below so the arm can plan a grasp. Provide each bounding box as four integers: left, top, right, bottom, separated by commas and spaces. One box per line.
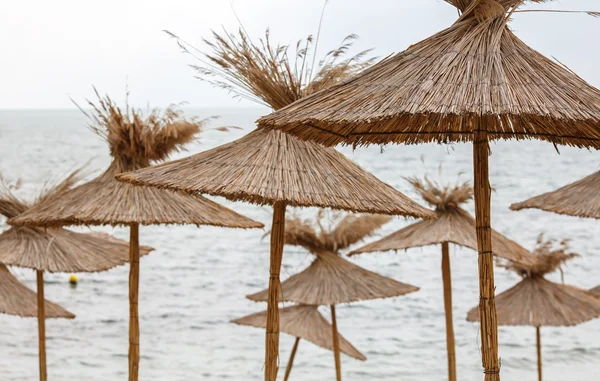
0, 108, 599, 381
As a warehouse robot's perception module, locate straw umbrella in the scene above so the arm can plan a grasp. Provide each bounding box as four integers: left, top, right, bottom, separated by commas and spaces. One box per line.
232, 304, 366, 381
467, 236, 600, 381
511, 170, 600, 218
246, 213, 419, 381
0, 172, 154, 381
589, 286, 600, 298
257, 2, 600, 379
349, 177, 531, 381
116, 29, 434, 381
8, 96, 264, 381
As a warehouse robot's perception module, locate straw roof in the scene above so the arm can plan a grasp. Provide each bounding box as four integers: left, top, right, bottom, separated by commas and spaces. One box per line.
232, 304, 366, 360
115, 28, 433, 218
510, 170, 600, 218
589, 285, 600, 298
8, 93, 263, 229
0, 173, 153, 272
0, 264, 74, 319
350, 178, 532, 264
116, 128, 433, 217
247, 248, 418, 305
257, 0, 600, 149
467, 237, 600, 326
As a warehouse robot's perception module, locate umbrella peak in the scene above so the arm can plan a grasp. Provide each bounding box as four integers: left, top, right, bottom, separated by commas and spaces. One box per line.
500, 234, 578, 278
408, 177, 473, 212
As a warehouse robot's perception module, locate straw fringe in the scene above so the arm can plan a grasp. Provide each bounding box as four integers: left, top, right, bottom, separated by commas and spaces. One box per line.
0, 264, 74, 318
232, 304, 366, 361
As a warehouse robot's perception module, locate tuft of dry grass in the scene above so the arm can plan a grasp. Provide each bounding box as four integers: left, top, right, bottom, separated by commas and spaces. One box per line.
407, 177, 473, 211
168, 29, 376, 111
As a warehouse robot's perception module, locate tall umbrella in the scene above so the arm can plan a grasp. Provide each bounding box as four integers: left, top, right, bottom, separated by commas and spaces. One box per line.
116, 28, 434, 381
467, 236, 600, 381
0, 172, 154, 381
8, 96, 264, 381
257, 1, 600, 379
232, 304, 366, 381
511, 170, 600, 218
349, 177, 532, 381
247, 213, 419, 381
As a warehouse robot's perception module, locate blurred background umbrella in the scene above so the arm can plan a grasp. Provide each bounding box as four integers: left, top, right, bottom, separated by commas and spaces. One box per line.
116, 28, 433, 381
0, 171, 153, 381
247, 212, 419, 381
232, 304, 366, 381
8, 94, 263, 381
350, 177, 532, 381
467, 236, 600, 381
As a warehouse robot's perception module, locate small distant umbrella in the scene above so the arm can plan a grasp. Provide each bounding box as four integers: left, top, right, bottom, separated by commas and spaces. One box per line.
589, 286, 600, 298
247, 213, 419, 380
8, 94, 263, 381
0, 172, 152, 381
116, 28, 433, 381
467, 236, 600, 381
511, 171, 600, 219
257, 2, 600, 379
350, 177, 532, 381
0, 264, 74, 319
232, 304, 366, 381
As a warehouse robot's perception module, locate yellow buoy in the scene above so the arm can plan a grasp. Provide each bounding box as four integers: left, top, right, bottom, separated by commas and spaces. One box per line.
69, 274, 78, 285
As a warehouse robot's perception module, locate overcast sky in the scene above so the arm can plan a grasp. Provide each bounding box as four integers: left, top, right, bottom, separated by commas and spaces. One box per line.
1, 0, 599, 109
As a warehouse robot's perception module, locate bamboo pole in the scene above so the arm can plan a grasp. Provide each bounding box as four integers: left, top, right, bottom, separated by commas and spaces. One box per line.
36, 270, 47, 381
473, 129, 500, 381
330, 304, 342, 381
283, 337, 300, 381
441, 242, 457, 381
265, 201, 286, 381
129, 223, 140, 381
536, 327, 542, 381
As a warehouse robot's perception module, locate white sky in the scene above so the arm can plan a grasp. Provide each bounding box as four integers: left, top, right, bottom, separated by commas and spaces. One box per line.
1, 0, 599, 109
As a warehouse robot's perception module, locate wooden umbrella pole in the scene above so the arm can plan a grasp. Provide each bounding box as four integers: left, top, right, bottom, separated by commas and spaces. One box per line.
283, 337, 301, 381
330, 304, 342, 381
473, 129, 500, 381
265, 201, 286, 381
128, 223, 140, 381
36, 270, 47, 381
536, 327, 542, 381
441, 242, 457, 381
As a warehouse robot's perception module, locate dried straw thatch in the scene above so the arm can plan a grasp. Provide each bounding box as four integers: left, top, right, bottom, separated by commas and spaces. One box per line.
117, 28, 431, 381
351, 178, 531, 263
232, 304, 366, 361
0, 264, 74, 319
6, 93, 262, 381
349, 177, 531, 381
467, 236, 600, 381
8, 92, 262, 229
510, 170, 600, 219
257, 1, 600, 149
467, 236, 600, 326
589, 285, 600, 298
256, 2, 600, 379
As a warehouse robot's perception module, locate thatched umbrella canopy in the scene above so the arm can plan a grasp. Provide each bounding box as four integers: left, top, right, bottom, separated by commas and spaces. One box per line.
247, 213, 418, 380
257, 2, 600, 379
0, 173, 153, 381
8, 95, 263, 381
467, 237, 600, 381
233, 304, 365, 381
0, 264, 74, 318
116, 28, 433, 381
590, 285, 600, 298
349, 177, 531, 381
511, 170, 600, 218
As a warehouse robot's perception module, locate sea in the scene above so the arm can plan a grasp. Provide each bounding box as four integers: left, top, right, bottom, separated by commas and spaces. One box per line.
0, 108, 599, 381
